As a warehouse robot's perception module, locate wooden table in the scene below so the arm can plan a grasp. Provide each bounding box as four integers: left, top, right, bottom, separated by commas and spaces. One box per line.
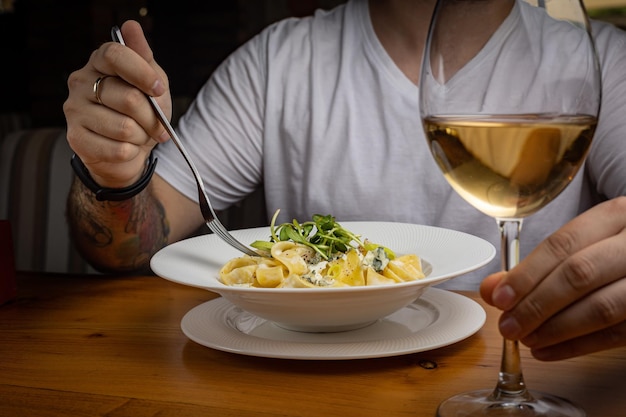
1, 272, 624, 417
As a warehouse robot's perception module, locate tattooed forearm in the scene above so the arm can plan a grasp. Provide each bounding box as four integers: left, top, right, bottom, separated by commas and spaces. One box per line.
66, 177, 170, 272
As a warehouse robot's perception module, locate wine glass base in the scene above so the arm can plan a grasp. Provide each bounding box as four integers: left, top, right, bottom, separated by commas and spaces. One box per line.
436, 388, 586, 417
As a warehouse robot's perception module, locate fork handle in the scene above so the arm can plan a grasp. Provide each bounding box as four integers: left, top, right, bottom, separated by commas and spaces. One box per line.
110, 26, 215, 220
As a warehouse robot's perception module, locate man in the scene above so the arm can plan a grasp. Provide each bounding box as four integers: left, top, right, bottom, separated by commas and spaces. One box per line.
64, 0, 626, 360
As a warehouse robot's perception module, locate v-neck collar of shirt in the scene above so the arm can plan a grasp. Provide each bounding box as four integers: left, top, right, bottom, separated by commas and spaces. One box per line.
354, 0, 419, 97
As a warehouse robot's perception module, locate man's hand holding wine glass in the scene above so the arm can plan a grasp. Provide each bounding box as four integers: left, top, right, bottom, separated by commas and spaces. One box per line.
481, 197, 626, 361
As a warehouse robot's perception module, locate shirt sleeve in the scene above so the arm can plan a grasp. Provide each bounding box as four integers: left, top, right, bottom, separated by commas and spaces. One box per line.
154, 25, 270, 210
585, 21, 626, 199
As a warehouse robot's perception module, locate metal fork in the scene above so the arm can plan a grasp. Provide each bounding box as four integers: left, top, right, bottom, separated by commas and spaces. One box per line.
111, 26, 260, 257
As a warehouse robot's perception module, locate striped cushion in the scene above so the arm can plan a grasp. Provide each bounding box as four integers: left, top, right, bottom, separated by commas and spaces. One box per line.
0, 128, 95, 273
0, 126, 266, 274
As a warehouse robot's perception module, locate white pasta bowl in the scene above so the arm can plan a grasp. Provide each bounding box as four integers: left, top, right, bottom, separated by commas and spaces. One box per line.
151, 222, 496, 332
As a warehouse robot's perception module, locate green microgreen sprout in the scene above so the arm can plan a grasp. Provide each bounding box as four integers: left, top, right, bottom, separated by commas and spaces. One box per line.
250, 210, 395, 260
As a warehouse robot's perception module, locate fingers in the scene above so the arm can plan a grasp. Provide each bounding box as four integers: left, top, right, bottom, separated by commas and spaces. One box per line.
479, 198, 626, 359
68, 127, 154, 189
64, 86, 156, 188
91, 21, 166, 98
63, 20, 172, 188
499, 219, 626, 341
531, 321, 626, 361
67, 19, 170, 138
65, 71, 156, 149
480, 271, 505, 305
492, 198, 626, 313
86, 35, 170, 142
120, 21, 158, 67
86, 76, 167, 144
522, 278, 626, 360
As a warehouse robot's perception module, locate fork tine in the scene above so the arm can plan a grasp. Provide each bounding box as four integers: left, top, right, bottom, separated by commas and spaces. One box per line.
208, 218, 259, 257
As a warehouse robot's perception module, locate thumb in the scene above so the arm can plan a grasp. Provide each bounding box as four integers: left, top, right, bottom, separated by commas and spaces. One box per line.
117, 20, 168, 98
120, 21, 155, 63
480, 271, 506, 306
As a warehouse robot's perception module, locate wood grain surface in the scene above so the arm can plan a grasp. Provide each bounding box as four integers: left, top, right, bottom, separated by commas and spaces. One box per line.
1, 272, 624, 417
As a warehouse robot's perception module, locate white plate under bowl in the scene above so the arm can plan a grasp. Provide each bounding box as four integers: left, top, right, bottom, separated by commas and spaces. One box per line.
181, 288, 485, 360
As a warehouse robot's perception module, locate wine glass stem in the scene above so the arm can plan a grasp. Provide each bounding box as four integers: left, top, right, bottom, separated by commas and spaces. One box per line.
492, 218, 533, 401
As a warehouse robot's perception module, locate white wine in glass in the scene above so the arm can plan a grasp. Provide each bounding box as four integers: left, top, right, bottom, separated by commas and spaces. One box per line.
419, 0, 601, 416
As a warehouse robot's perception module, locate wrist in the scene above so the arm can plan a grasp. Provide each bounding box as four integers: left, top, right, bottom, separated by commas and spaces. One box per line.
70, 152, 158, 201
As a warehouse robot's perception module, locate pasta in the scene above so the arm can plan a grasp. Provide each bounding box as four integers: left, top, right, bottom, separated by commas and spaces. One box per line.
220, 241, 425, 288
219, 213, 425, 288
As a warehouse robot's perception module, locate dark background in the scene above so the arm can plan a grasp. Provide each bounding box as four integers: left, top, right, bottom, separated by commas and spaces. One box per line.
0, 0, 343, 128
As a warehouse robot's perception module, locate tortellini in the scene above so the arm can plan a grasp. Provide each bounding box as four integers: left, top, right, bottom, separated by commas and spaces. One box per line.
219, 241, 425, 288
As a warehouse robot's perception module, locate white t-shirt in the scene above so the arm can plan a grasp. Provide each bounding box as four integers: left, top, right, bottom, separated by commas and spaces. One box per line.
155, 0, 626, 290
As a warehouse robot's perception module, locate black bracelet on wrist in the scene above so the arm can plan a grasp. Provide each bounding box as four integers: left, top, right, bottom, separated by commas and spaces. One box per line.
70, 151, 158, 202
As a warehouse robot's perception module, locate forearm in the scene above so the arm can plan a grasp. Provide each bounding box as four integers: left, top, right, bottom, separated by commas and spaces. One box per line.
66, 177, 170, 273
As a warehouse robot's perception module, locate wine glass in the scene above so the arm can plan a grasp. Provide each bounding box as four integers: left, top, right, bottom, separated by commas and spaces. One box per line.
418, 0, 601, 416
